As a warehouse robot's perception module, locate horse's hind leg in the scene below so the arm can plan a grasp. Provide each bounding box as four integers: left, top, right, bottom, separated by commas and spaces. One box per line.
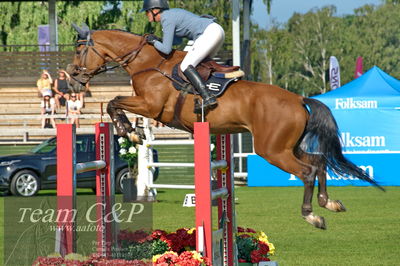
255, 141, 326, 229
317, 162, 346, 212
298, 153, 328, 229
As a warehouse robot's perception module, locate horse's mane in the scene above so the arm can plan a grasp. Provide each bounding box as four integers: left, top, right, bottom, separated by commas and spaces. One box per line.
94, 29, 143, 37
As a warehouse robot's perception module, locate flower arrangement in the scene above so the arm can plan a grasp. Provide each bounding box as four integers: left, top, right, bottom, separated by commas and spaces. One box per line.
118, 136, 139, 171
33, 227, 275, 265
32, 253, 148, 266
236, 227, 275, 263
152, 250, 210, 266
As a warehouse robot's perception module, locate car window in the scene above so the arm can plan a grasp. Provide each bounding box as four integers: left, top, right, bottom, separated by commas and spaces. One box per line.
31, 138, 56, 154
89, 139, 95, 153
76, 139, 87, 153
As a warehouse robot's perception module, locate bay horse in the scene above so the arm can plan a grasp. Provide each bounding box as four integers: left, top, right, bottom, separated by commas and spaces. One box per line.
68, 24, 382, 229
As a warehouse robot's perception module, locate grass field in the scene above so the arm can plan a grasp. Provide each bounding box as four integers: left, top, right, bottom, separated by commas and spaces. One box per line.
1, 186, 399, 265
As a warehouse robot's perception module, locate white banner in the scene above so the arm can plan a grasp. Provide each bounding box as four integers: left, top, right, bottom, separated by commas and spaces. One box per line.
329, 56, 341, 90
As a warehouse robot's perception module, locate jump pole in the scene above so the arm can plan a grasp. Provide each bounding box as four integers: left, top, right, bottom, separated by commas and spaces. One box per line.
194, 122, 237, 266
56, 122, 115, 257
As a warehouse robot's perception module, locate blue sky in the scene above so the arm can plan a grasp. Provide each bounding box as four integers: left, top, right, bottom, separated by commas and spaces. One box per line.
251, 0, 383, 27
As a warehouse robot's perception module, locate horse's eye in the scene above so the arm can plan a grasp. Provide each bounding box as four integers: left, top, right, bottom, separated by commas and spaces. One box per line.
75, 50, 81, 55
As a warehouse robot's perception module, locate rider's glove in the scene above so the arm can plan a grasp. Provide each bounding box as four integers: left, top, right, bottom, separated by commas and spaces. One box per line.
146, 34, 160, 45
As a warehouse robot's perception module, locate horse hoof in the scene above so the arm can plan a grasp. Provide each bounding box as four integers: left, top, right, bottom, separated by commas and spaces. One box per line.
336, 200, 347, 212
135, 126, 146, 140
325, 199, 347, 212
303, 213, 327, 230
127, 132, 143, 145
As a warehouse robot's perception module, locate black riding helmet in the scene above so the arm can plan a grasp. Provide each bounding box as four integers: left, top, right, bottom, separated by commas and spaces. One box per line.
140, 0, 169, 12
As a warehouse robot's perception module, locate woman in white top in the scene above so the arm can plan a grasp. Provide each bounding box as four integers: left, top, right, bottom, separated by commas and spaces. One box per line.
40, 91, 56, 128
67, 93, 82, 128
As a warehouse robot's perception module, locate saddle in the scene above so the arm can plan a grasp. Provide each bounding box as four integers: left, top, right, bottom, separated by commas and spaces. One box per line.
172, 59, 244, 97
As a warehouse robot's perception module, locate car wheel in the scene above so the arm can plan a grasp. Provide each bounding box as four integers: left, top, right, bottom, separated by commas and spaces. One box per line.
116, 168, 131, 194
10, 170, 40, 197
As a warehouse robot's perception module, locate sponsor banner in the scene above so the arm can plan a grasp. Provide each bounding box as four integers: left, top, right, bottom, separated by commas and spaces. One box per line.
38, 25, 50, 52
332, 109, 400, 152
248, 153, 400, 187
319, 96, 400, 110
329, 56, 341, 90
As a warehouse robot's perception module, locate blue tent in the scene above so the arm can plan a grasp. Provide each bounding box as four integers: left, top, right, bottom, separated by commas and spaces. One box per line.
314, 66, 400, 153
315, 66, 400, 109
248, 66, 400, 187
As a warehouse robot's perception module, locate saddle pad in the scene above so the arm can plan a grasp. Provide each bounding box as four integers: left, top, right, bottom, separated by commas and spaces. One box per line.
172, 65, 238, 97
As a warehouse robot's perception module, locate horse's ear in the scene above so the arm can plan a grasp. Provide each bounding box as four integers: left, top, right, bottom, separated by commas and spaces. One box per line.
80, 23, 90, 33
72, 22, 90, 39
72, 23, 82, 34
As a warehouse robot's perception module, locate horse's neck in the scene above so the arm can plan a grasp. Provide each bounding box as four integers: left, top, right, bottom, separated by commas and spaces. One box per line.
130, 46, 184, 72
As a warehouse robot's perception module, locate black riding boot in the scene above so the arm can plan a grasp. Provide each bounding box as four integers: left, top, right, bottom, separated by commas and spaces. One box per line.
183, 65, 218, 110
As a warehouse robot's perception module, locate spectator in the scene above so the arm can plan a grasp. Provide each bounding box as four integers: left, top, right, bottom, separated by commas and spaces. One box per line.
67, 93, 82, 128
36, 70, 53, 98
40, 91, 56, 128
53, 69, 71, 110
70, 81, 88, 109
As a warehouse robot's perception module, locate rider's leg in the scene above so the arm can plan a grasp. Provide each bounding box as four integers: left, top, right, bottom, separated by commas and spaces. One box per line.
183, 65, 217, 108
180, 23, 225, 109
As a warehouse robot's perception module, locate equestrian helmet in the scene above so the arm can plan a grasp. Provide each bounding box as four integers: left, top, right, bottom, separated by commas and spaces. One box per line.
141, 0, 169, 12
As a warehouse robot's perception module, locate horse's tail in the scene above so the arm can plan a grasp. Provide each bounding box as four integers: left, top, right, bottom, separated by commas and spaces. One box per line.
302, 97, 384, 190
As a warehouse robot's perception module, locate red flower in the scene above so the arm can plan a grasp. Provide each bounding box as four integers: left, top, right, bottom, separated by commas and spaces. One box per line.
246, 228, 257, 233
237, 226, 246, 232
258, 242, 270, 253
154, 252, 179, 265
118, 229, 152, 243
151, 229, 168, 240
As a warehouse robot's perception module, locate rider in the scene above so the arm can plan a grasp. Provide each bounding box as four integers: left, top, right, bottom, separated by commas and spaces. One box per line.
141, 0, 225, 110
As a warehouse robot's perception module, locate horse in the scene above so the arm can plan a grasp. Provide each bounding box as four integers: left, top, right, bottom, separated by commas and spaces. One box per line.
67, 24, 382, 229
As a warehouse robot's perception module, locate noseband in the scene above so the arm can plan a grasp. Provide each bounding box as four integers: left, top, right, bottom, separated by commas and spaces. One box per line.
69, 34, 147, 84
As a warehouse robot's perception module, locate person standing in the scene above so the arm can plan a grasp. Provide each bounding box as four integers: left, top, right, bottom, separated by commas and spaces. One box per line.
142, 0, 225, 110
40, 91, 56, 128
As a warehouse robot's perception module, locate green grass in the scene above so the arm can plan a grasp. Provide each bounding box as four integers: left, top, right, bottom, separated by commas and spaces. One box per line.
0, 145, 36, 156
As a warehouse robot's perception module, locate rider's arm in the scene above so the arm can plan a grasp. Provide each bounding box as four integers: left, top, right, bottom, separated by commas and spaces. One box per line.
154, 19, 175, 55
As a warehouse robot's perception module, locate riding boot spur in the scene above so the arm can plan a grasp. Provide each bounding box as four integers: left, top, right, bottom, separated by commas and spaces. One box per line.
183, 65, 218, 110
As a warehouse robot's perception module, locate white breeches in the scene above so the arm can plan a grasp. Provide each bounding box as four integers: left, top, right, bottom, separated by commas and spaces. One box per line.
180, 23, 225, 72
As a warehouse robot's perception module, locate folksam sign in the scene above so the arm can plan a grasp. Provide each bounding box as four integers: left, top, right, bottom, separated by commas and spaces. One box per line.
247, 153, 400, 187
248, 66, 400, 187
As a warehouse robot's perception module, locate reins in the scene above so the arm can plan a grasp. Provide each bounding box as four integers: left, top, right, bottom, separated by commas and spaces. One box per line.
75, 37, 147, 78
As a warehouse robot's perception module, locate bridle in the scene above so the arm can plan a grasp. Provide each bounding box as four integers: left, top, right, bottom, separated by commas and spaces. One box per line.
69, 33, 147, 85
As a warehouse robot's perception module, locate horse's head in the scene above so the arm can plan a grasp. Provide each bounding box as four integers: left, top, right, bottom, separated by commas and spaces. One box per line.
67, 23, 147, 87
66, 23, 104, 87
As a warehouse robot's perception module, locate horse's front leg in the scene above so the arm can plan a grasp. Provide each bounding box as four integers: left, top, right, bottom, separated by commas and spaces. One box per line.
107, 96, 150, 144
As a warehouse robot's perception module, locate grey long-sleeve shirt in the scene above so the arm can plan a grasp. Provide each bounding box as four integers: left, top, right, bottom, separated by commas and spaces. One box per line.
153, 8, 214, 55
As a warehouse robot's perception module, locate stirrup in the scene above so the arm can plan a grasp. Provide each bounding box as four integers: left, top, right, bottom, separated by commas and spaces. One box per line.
193, 98, 218, 114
